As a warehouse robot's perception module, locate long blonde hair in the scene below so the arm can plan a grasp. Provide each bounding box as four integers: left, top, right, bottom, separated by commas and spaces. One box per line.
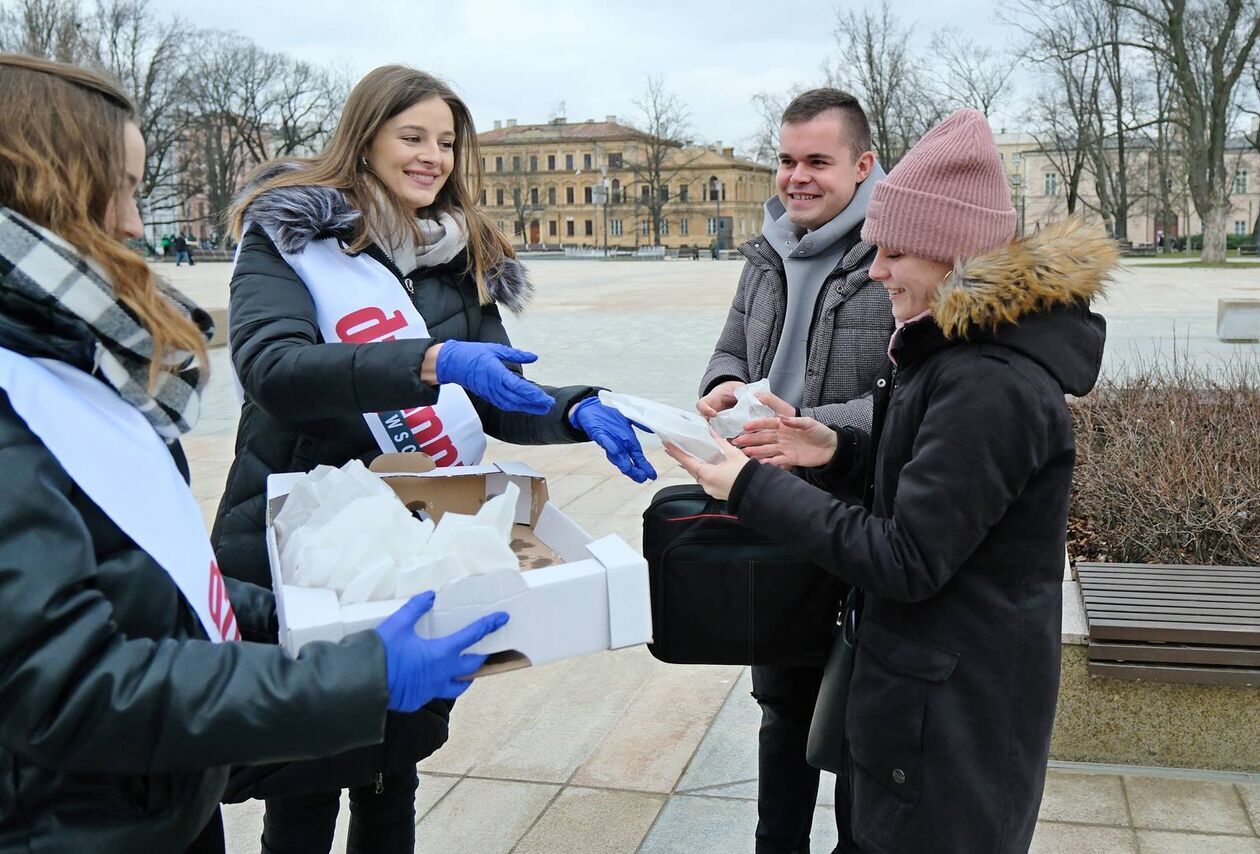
0, 53, 208, 386
231, 64, 511, 304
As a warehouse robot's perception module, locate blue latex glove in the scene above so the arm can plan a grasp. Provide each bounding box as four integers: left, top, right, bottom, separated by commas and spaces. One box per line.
569, 396, 657, 483
435, 340, 556, 415
374, 591, 509, 712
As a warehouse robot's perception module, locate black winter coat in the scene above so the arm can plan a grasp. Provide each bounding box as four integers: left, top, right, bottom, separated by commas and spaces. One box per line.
212, 184, 595, 589
0, 276, 390, 852
727, 220, 1113, 853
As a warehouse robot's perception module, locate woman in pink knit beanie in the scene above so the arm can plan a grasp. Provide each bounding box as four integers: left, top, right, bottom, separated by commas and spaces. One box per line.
669, 109, 1117, 853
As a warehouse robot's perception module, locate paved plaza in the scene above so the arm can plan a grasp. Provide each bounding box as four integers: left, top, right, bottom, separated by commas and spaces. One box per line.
164, 257, 1260, 852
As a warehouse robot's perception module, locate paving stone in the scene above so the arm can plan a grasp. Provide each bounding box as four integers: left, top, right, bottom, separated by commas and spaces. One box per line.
1237, 783, 1260, 832
1136, 831, 1260, 853
512, 787, 665, 853
467, 646, 657, 783
414, 777, 558, 854
415, 772, 460, 822
1030, 821, 1137, 853
675, 668, 759, 792
638, 793, 758, 854
571, 659, 739, 792
1039, 770, 1130, 825
1125, 776, 1255, 835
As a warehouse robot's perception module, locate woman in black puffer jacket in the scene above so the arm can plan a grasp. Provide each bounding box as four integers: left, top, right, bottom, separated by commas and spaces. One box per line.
212, 64, 656, 854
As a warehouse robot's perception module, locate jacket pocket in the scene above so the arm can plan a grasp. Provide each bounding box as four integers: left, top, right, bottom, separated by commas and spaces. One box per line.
845, 620, 958, 852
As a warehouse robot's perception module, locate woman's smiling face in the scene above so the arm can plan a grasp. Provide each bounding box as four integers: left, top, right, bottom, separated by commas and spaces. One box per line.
365, 96, 455, 210
868, 246, 953, 323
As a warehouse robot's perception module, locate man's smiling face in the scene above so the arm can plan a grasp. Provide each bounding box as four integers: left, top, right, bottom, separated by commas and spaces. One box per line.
776, 110, 873, 231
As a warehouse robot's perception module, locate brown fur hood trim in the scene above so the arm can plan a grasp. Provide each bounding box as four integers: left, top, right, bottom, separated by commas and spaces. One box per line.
933, 216, 1119, 339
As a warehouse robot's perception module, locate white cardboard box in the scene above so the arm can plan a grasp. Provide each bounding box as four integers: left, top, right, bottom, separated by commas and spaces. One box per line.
265, 458, 653, 673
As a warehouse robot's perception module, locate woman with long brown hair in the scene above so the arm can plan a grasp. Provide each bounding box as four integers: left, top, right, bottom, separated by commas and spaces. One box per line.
0, 53, 508, 853
211, 64, 655, 852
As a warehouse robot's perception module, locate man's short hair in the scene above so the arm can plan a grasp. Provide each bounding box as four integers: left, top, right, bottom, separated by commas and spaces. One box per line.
780, 88, 873, 158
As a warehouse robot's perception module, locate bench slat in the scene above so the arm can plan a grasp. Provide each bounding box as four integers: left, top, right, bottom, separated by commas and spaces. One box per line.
1086, 660, 1260, 687
1087, 642, 1260, 667
1089, 619, 1260, 646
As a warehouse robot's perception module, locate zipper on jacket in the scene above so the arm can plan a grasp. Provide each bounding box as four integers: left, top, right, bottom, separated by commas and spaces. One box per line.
375, 771, 384, 794
403, 277, 414, 295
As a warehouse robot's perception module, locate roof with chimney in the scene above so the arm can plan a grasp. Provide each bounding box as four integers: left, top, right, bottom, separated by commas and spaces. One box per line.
477, 117, 656, 145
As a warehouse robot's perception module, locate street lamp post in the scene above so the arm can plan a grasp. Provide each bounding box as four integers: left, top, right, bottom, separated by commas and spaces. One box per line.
712, 178, 725, 255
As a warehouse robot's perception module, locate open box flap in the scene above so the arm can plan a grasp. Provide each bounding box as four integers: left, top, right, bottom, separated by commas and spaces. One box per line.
586, 535, 654, 648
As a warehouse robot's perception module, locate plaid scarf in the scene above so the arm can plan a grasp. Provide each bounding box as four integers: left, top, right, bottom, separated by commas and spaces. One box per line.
0, 206, 210, 440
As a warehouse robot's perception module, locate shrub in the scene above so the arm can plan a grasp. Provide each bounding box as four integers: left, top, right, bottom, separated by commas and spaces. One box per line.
1068, 355, 1260, 565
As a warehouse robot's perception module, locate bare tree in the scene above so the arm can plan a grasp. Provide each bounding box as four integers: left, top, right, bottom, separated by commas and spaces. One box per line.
746, 89, 790, 165
931, 27, 1015, 117
0, 0, 92, 61
1112, 0, 1260, 262
828, 0, 945, 168
92, 0, 193, 223
501, 159, 546, 245
624, 75, 698, 246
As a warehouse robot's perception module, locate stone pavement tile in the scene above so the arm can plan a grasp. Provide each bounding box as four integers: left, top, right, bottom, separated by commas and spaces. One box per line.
415, 772, 460, 821
684, 772, 839, 808
809, 803, 840, 852
413, 777, 559, 854
1039, 770, 1130, 825
1238, 783, 1260, 832
638, 793, 758, 854
570, 660, 740, 792
1030, 822, 1138, 853
512, 786, 666, 854
675, 668, 759, 792
1125, 776, 1255, 835
1136, 831, 1260, 853
569, 474, 658, 515
222, 792, 351, 854
471, 647, 657, 783
544, 473, 609, 509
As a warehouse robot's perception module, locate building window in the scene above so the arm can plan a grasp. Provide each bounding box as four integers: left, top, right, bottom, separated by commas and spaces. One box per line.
611, 179, 621, 203
610, 219, 623, 236
548, 187, 557, 205
660, 219, 669, 236
585, 219, 593, 236
680, 218, 689, 236
679, 185, 688, 202
566, 220, 575, 237
641, 220, 650, 236
512, 188, 521, 207
642, 185, 651, 201
708, 176, 724, 201
481, 157, 486, 172
513, 220, 522, 236
548, 154, 556, 171
707, 217, 717, 235
548, 220, 557, 236
529, 155, 538, 172
583, 153, 593, 170
585, 186, 593, 204
480, 190, 487, 205
660, 186, 669, 202
566, 186, 575, 204
495, 156, 503, 172
1043, 173, 1058, 196
530, 188, 539, 205
565, 153, 574, 170
1235, 220, 1249, 235
608, 152, 623, 169
1235, 171, 1249, 194
495, 188, 505, 206
511, 156, 520, 172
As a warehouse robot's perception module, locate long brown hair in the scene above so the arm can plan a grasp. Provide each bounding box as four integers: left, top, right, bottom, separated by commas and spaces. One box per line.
0, 53, 208, 386
230, 64, 512, 304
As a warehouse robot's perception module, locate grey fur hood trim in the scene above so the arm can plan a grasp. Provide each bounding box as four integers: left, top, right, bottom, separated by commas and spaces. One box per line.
239, 162, 533, 314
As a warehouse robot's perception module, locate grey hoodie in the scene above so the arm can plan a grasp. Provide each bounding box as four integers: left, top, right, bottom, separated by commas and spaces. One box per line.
764, 162, 886, 406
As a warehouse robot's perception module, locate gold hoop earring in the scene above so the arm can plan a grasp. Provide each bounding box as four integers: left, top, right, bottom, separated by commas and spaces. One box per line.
361, 156, 369, 168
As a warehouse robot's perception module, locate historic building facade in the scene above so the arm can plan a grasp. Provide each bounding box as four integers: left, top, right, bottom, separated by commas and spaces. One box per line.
476, 116, 775, 250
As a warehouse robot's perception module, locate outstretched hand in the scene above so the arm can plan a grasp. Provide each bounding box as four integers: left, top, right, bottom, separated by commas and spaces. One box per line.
435, 340, 556, 415
663, 429, 751, 501
729, 391, 797, 469
569, 397, 657, 483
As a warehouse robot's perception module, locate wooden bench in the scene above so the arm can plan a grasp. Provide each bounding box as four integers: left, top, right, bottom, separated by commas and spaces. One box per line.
1240, 244, 1258, 256
1076, 561, 1260, 686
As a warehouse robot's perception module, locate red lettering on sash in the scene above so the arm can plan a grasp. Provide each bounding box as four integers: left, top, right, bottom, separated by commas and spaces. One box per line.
398, 405, 459, 466
207, 560, 241, 641
421, 435, 459, 467
335, 307, 408, 344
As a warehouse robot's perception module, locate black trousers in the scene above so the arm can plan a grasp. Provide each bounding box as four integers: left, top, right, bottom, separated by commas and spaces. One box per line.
259, 768, 419, 854
751, 664, 845, 854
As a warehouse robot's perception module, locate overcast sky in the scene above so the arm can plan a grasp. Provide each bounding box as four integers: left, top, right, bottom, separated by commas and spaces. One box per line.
154, 0, 1030, 152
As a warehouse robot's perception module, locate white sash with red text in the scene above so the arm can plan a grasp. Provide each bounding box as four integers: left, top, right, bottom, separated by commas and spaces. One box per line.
272, 234, 486, 468
0, 347, 239, 642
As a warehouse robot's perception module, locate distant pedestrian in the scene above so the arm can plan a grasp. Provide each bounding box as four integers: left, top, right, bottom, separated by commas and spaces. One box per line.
173, 233, 193, 265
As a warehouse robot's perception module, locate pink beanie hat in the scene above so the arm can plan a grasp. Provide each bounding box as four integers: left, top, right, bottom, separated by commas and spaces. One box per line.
861, 109, 1016, 262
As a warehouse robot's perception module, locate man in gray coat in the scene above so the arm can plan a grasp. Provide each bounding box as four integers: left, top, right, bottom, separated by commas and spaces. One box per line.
696, 89, 893, 854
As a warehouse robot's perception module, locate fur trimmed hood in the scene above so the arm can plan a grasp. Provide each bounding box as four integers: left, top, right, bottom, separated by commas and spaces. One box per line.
239, 162, 533, 314
933, 216, 1116, 338
912, 217, 1114, 397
